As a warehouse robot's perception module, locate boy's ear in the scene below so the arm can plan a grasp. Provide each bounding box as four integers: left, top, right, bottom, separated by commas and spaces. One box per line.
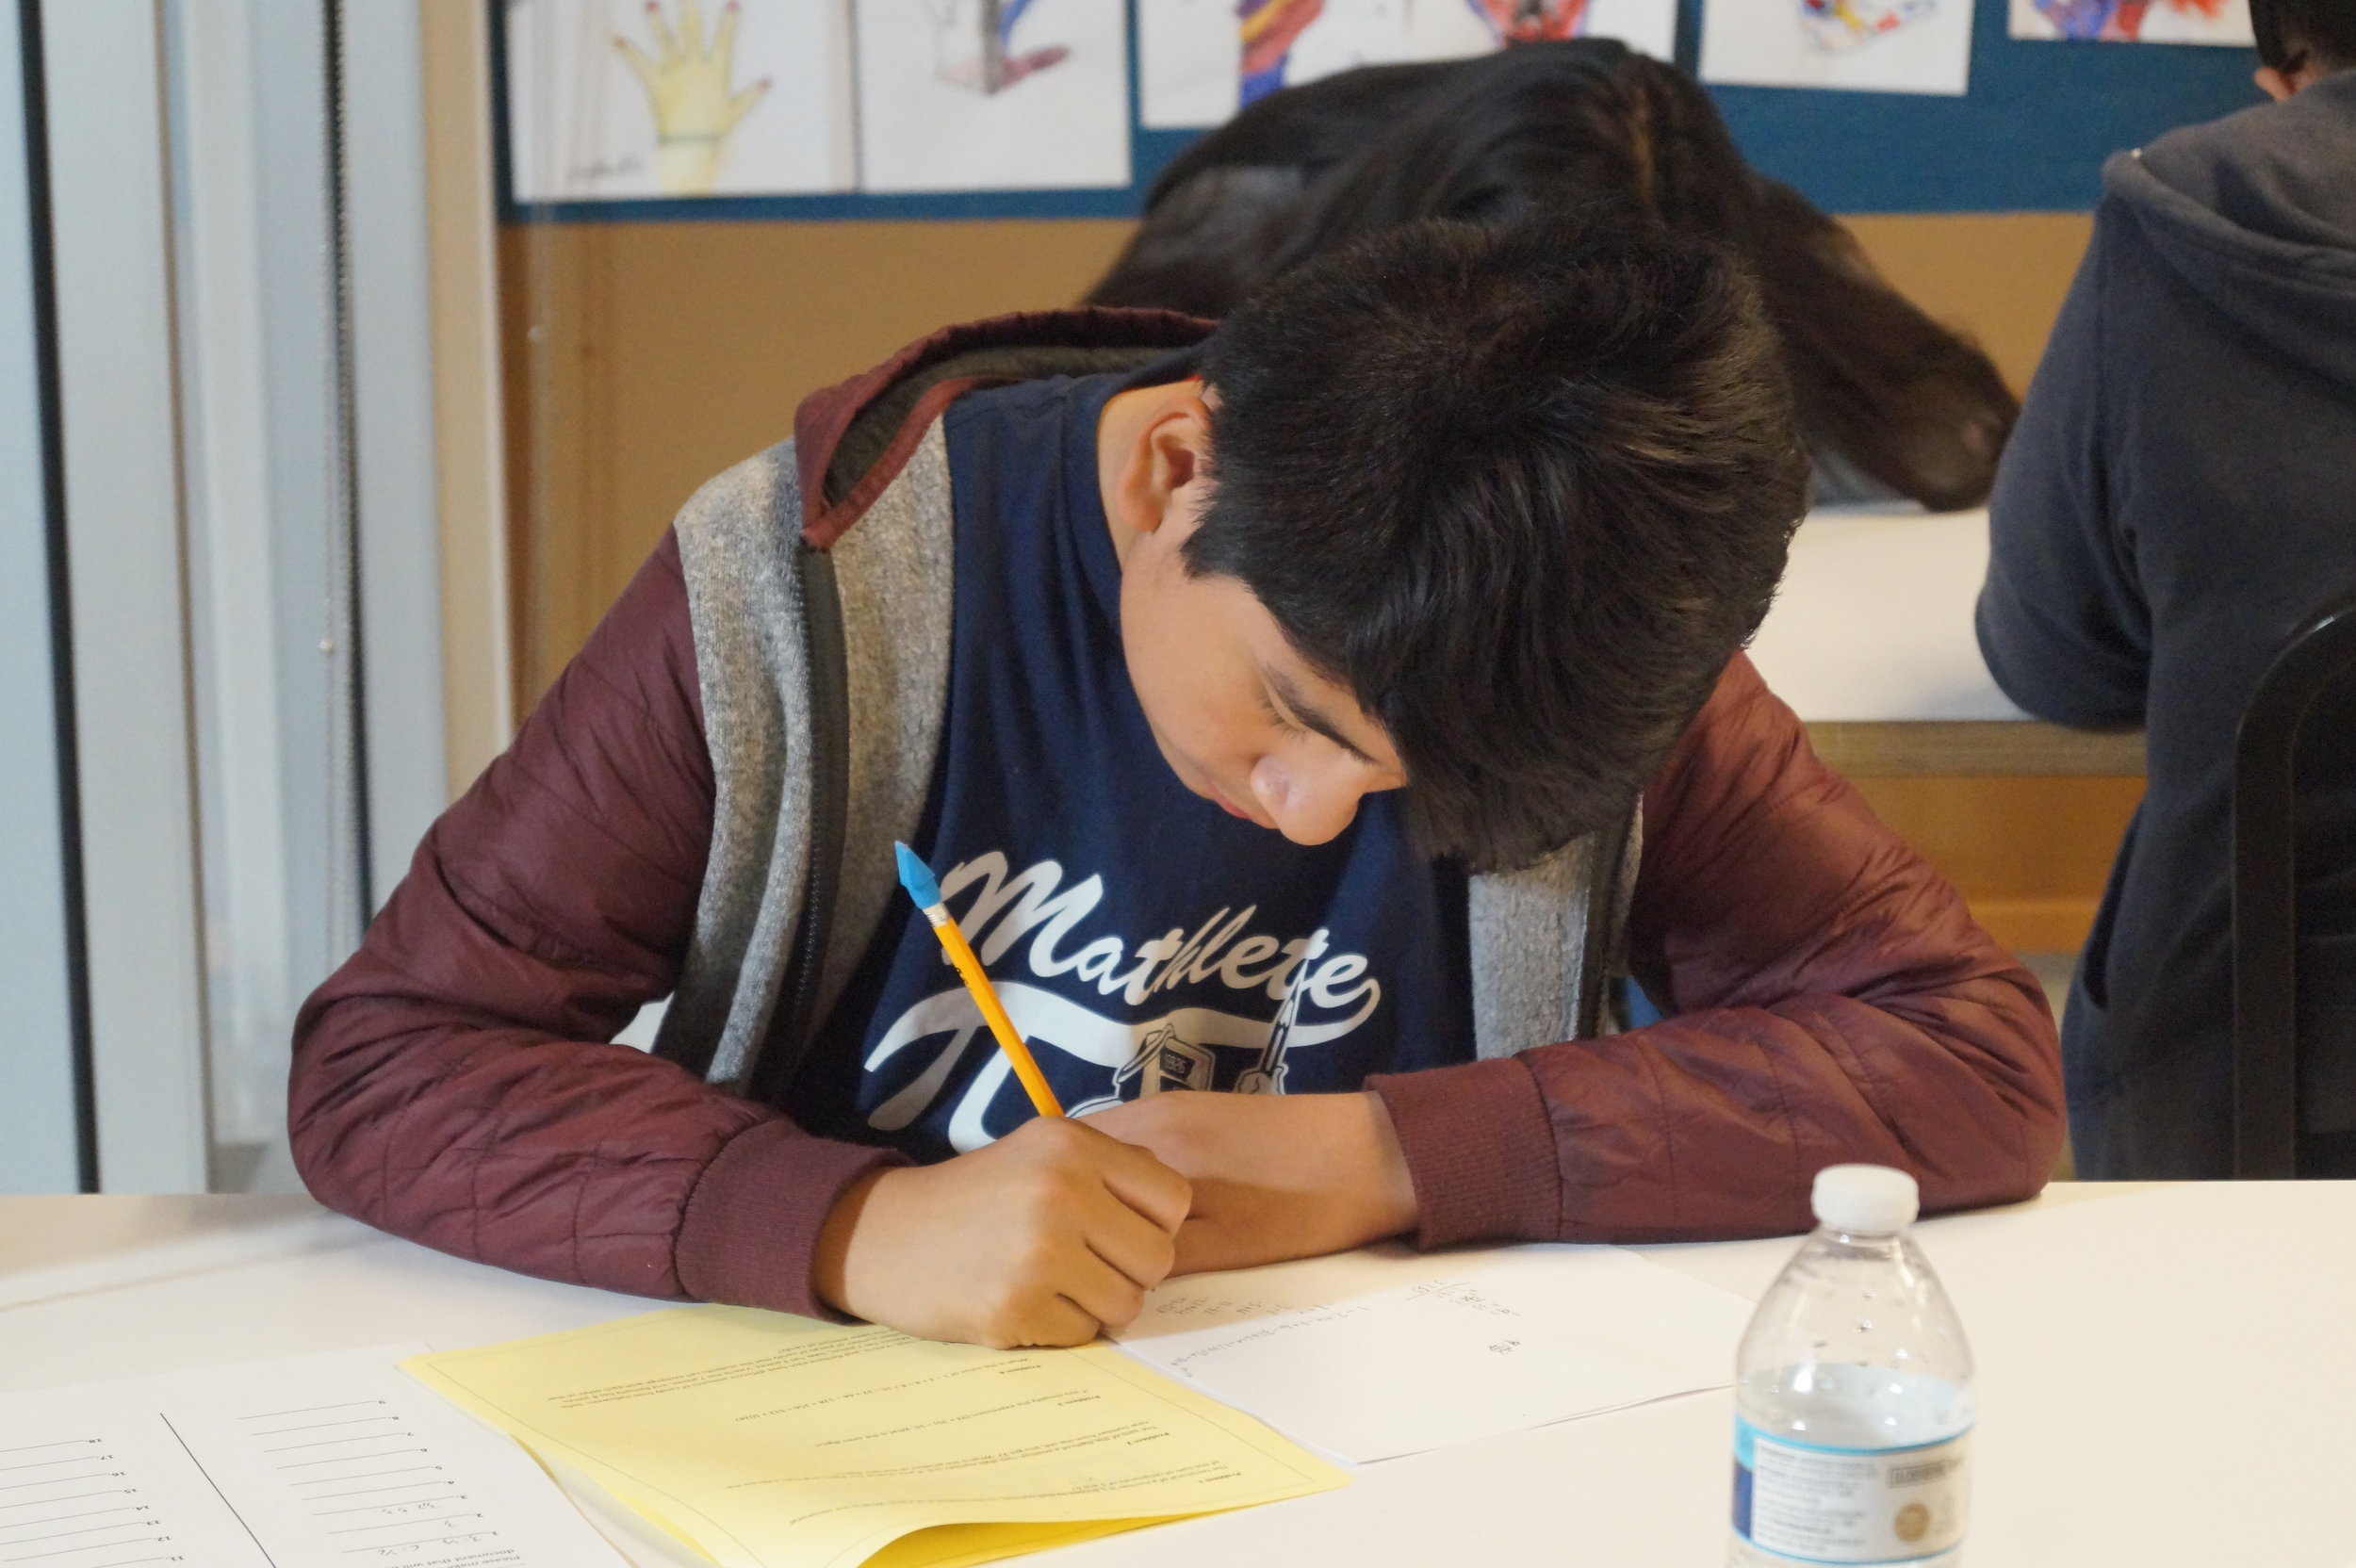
2254, 54, 2319, 99
1112, 384, 1215, 539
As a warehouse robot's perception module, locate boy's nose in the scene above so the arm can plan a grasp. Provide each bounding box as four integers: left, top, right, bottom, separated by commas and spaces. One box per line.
1251, 755, 1366, 846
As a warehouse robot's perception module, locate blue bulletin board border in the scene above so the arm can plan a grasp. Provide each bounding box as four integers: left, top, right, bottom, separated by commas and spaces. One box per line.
494, 0, 2265, 224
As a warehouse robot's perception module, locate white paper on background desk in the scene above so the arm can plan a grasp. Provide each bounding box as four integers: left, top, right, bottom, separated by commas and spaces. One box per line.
1113, 1243, 1756, 1463
0, 1345, 628, 1567
1746, 508, 2028, 723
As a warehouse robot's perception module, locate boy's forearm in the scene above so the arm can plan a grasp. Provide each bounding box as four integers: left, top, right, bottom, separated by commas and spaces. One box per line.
1580, 655, 2061, 1240
286, 526, 910, 1318
1373, 970, 2061, 1249
1363, 652, 2064, 1250
1369, 940, 2062, 1249
290, 970, 905, 1316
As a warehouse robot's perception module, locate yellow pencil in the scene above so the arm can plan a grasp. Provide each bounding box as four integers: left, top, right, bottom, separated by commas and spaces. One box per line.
894, 841, 1065, 1118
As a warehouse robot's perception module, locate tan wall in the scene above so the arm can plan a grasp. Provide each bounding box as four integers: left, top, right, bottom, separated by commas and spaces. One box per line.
1851, 776, 2139, 954
1843, 213, 2093, 395
421, 3, 515, 797
498, 210, 2125, 950
499, 220, 1136, 702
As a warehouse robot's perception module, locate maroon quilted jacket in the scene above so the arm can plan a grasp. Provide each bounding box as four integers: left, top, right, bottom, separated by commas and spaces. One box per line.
289, 316, 2066, 1317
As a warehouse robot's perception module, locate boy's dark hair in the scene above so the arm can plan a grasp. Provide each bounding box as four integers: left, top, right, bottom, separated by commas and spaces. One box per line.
2252, 0, 2356, 73
1188, 217, 1807, 874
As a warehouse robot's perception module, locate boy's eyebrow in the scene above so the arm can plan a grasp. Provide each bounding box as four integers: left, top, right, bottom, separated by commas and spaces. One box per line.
1263, 664, 1383, 768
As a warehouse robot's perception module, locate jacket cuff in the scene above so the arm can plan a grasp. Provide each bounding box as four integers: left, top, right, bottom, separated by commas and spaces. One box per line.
1367, 1056, 1562, 1250
675, 1119, 910, 1319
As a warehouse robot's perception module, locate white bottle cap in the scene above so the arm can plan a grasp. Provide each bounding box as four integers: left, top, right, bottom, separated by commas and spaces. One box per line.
1811, 1164, 1920, 1234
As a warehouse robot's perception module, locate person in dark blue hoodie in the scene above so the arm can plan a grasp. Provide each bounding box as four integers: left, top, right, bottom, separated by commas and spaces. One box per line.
1977, 0, 2356, 1178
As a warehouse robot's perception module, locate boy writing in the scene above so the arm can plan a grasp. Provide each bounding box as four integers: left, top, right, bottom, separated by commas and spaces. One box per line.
294, 220, 2062, 1347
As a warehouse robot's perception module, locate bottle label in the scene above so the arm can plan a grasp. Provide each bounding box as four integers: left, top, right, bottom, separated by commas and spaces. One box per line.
1733, 1417, 1969, 1564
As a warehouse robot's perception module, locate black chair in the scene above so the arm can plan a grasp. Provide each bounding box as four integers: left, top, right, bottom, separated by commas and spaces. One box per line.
2233, 594, 2356, 1178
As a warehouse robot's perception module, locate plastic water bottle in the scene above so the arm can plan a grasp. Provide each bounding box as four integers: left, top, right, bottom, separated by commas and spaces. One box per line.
1730, 1165, 1974, 1566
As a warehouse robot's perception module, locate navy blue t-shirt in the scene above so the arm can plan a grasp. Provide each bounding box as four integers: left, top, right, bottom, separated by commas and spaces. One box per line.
807, 371, 1473, 1162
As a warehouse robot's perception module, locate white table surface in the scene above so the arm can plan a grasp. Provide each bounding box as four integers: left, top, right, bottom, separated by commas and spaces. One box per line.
5, 1183, 2352, 1567
1748, 508, 2027, 723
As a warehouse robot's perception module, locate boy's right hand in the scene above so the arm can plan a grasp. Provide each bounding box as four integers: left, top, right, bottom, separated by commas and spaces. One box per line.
811, 1118, 1191, 1348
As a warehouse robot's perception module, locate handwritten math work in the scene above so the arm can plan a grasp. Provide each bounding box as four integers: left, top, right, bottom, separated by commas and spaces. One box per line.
1115, 1244, 1757, 1462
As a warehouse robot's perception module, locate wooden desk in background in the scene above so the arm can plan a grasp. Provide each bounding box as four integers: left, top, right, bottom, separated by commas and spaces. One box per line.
1749, 510, 2145, 951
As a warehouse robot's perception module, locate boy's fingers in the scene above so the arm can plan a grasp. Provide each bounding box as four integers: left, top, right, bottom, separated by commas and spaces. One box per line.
1078, 1192, 1180, 1294
1019, 1296, 1103, 1348
1092, 1138, 1193, 1234
1049, 1248, 1150, 1334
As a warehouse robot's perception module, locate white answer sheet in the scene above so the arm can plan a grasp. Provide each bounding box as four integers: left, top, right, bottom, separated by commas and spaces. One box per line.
0, 1346, 627, 1568
1114, 1243, 1756, 1463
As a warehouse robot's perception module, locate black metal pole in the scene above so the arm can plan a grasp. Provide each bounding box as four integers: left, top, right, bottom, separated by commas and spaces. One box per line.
17, 0, 98, 1193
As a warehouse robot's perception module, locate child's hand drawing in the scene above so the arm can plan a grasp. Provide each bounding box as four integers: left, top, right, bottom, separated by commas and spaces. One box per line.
1238, 0, 1328, 106
1801, 0, 1938, 50
1464, 0, 1595, 45
2031, 0, 2226, 40
615, 0, 770, 195
928, 0, 1072, 95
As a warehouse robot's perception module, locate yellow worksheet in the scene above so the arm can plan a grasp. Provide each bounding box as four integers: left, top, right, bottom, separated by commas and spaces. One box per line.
403, 1307, 1348, 1568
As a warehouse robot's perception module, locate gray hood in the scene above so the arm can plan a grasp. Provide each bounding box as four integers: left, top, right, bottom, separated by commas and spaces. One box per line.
2103, 71, 2356, 392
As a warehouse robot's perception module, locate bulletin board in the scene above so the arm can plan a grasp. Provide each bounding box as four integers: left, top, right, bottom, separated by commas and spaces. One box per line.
1701, 0, 2262, 209
492, 0, 2265, 222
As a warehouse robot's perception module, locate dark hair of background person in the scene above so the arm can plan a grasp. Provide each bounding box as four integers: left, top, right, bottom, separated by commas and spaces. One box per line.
1089, 41, 2019, 514
2251, 0, 2356, 72
1188, 217, 1810, 873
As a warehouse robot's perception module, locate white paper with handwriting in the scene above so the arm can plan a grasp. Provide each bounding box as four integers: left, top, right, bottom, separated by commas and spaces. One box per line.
1114, 1244, 1755, 1463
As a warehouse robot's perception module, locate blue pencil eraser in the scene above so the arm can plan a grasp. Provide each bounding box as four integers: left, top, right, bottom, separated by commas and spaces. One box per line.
894, 841, 941, 908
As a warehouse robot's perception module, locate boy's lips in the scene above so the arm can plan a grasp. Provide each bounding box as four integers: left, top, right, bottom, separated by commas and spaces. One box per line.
1209, 785, 1256, 823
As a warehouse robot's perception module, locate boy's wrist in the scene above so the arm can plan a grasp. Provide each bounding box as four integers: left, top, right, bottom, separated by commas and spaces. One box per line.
675, 1121, 908, 1320
1345, 1090, 1420, 1241
1366, 1057, 1560, 1249
812, 1168, 893, 1319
